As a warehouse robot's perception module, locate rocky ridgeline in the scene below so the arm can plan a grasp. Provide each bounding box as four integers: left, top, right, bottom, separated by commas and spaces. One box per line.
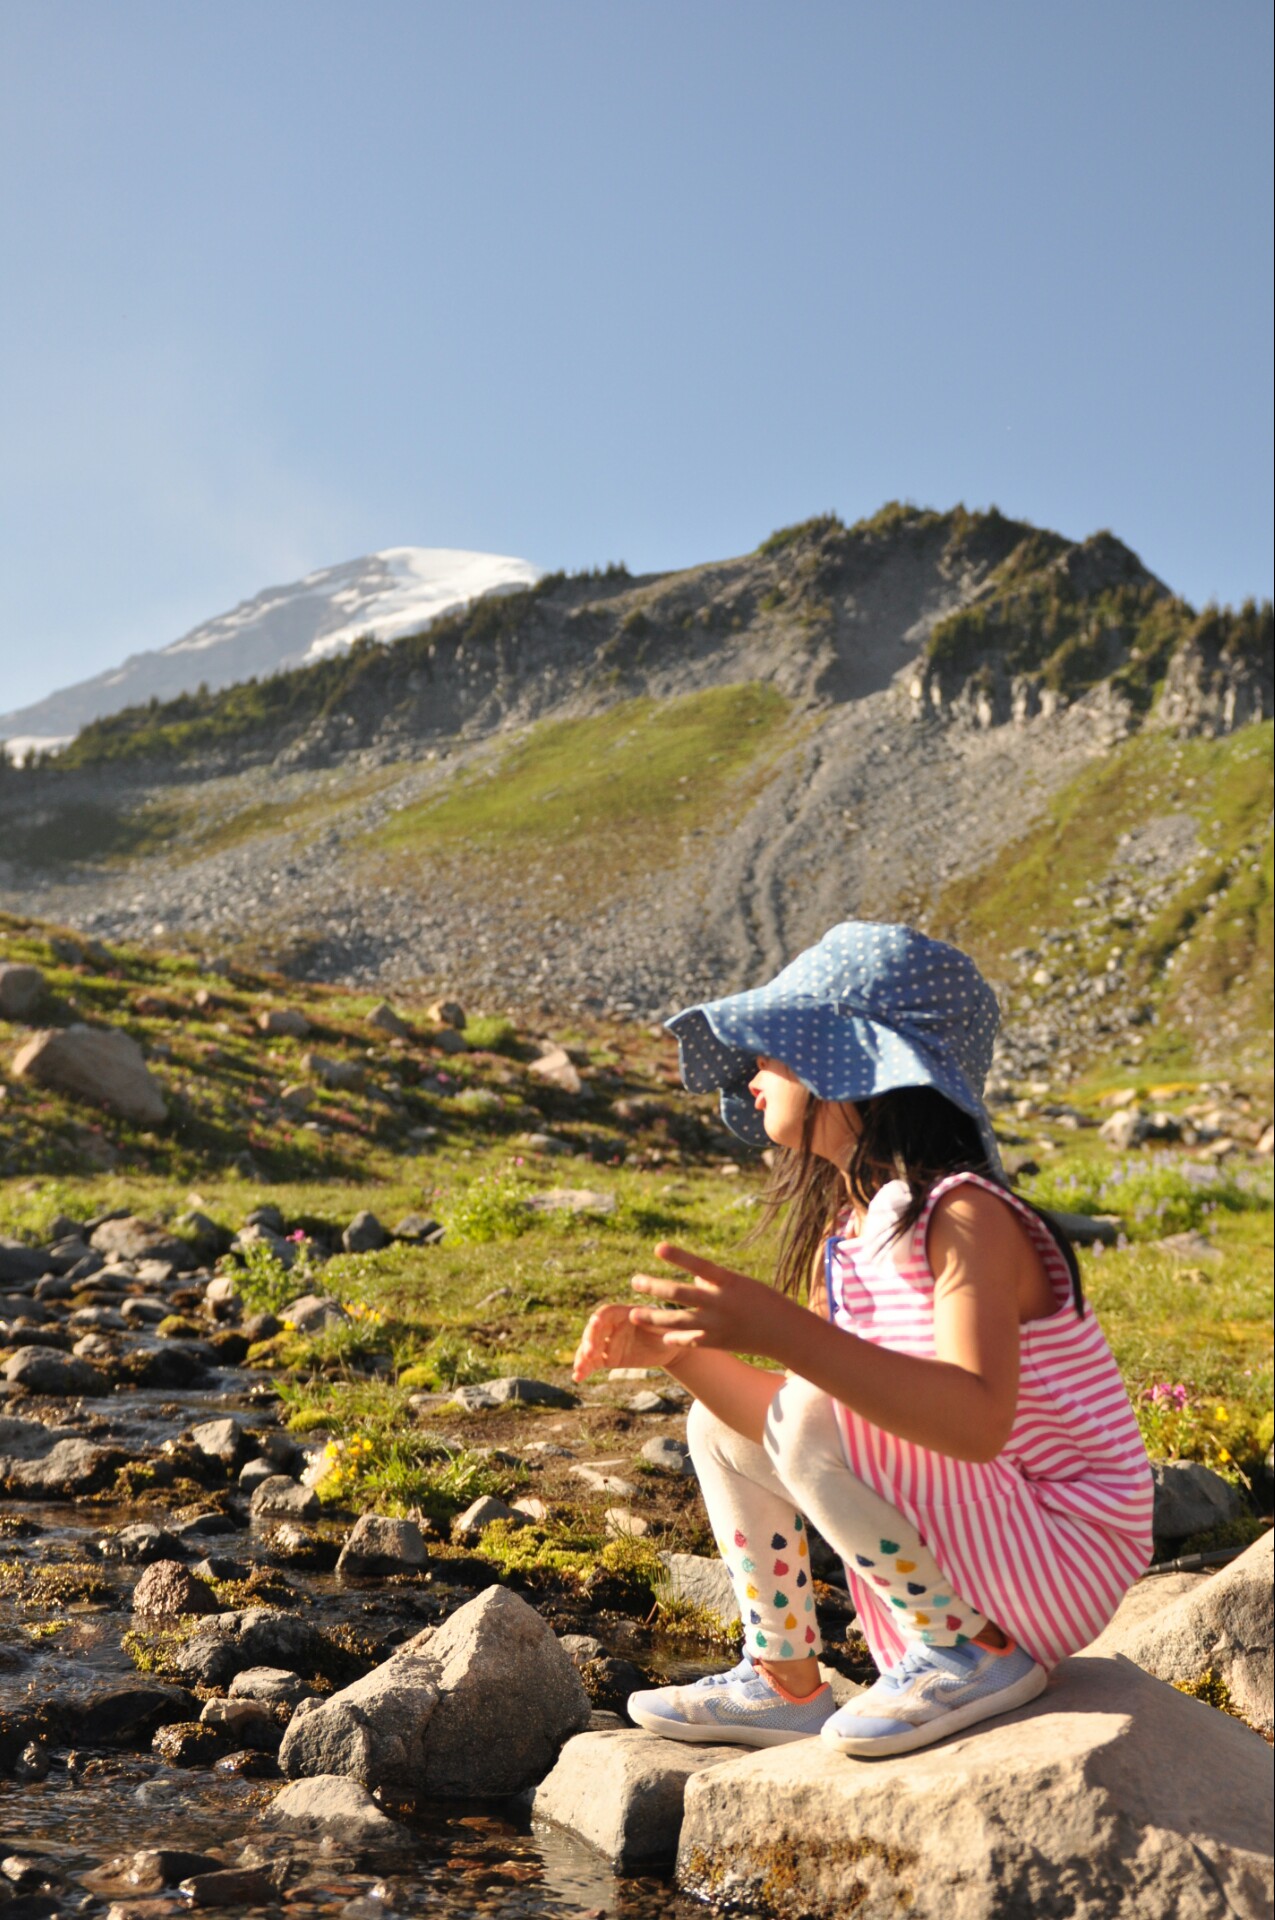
2, 508, 1269, 1029
0, 1190, 1271, 1916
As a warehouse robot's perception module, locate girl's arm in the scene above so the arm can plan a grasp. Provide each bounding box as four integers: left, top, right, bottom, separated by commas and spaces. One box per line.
631, 1186, 1036, 1464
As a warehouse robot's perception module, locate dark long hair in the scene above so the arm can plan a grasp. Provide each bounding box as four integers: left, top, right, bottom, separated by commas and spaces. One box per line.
754, 1084, 1082, 1314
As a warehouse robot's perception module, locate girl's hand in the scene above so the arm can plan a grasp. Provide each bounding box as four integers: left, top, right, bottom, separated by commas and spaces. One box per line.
628, 1242, 802, 1361
572, 1300, 693, 1383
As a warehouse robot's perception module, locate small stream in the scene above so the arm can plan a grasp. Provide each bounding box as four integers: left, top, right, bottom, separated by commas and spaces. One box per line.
1, 1330, 719, 1918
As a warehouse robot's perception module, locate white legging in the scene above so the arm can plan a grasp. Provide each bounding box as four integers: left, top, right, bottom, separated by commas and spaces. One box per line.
688, 1374, 987, 1666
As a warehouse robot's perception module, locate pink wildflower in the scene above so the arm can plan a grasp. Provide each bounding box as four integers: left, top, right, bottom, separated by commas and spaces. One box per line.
1145, 1382, 1189, 1409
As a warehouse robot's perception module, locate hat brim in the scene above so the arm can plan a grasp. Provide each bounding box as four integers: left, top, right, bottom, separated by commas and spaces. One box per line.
666, 1003, 1003, 1175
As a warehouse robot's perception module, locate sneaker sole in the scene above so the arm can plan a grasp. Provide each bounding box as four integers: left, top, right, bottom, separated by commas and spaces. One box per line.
821, 1662, 1049, 1758
628, 1701, 822, 1748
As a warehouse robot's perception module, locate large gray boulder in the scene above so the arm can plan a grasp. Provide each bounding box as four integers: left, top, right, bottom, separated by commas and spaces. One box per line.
0, 1236, 46, 1285
533, 1729, 741, 1869
12, 1023, 167, 1126
2, 1345, 102, 1395
279, 1586, 590, 1796
249, 1475, 319, 1521
89, 1215, 197, 1267
1086, 1532, 1272, 1732
341, 1209, 387, 1254
676, 1655, 1274, 1919
336, 1513, 428, 1577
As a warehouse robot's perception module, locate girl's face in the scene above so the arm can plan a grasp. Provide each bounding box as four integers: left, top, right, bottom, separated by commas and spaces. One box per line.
749, 1056, 860, 1163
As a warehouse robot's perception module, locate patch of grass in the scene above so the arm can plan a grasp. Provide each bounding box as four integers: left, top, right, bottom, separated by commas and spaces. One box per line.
445, 1173, 533, 1244
1026, 1154, 1265, 1242
462, 1015, 519, 1054
312, 1428, 519, 1524
933, 722, 1274, 1071
0, 797, 185, 873
229, 1235, 327, 1314
368, 684, 792, 902
654, 1595, 744, 1650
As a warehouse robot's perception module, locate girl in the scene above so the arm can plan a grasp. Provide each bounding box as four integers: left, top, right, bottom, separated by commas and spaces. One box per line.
573, 922, 1153, 1758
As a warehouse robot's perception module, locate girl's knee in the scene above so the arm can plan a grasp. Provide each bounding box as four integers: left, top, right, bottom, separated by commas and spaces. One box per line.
763, 1375, 845, 1481
686, 1393, 738, 1468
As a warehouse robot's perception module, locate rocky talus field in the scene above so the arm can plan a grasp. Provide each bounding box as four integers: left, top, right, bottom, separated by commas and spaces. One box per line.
0, 504, 1271, 1916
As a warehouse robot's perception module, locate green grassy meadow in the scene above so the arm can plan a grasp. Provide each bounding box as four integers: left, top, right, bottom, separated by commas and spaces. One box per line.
1, 910, 1270, 1549
368, 683, 794, 901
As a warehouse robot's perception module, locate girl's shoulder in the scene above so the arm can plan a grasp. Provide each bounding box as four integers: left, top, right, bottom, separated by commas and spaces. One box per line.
919, 1172, 1079, 1314
916, 1170, 1040, 1257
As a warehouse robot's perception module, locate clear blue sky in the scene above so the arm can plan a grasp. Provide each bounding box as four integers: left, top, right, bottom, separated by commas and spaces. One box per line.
2, 1, 1271, 712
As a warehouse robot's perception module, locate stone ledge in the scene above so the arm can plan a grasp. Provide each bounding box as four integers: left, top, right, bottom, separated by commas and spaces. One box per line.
533, 1728, 743, 1869
675, 1654, 1274, 1920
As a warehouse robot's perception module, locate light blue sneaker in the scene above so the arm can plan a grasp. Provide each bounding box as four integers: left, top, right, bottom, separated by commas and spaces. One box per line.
820, 1639, 1047, 1758
628, 1658, 835, 1748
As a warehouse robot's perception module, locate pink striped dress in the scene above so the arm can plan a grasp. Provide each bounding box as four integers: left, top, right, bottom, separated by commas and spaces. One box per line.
826, 1172, 1154, 1671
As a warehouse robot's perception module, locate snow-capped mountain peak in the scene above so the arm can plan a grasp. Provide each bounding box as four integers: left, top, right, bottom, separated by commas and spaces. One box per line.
2, 546, 542, 758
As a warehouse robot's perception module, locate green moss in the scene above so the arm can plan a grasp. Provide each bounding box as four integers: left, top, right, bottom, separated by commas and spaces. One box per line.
0, 1561, 115, 1608
654, 1595, 744, 1650
1172, 1666, 1259, 1729
461, 1015, 519, 1054
473, 1521, 666, 1607
121, 1619, 207, 1674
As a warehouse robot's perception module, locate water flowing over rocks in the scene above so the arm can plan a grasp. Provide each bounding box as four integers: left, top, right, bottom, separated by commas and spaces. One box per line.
260, 1773, 412, 1848
534, 1728, 741, 1870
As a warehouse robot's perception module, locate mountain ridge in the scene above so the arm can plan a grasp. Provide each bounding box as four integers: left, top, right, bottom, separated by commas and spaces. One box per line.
2, 503, 1269, 1082
34, 500, 1270, 782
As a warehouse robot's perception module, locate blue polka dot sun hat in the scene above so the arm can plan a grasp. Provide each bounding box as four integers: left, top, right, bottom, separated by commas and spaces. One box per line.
666, 922, 1004, 1174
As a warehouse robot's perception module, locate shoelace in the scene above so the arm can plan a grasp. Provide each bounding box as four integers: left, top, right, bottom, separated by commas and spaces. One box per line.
691, 1657, 755, 1691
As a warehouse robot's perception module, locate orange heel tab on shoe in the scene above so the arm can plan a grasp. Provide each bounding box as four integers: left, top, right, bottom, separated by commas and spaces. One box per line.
758, 1668, 830, 1706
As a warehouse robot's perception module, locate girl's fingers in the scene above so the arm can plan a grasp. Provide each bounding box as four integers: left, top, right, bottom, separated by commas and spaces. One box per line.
655, 1242, 751, 1286
631, 1275, 710, 1307
630, 1306, 704, 1329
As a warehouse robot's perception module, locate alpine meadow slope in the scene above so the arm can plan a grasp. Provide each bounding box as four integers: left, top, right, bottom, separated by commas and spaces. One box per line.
1, 503, 1270, 1084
